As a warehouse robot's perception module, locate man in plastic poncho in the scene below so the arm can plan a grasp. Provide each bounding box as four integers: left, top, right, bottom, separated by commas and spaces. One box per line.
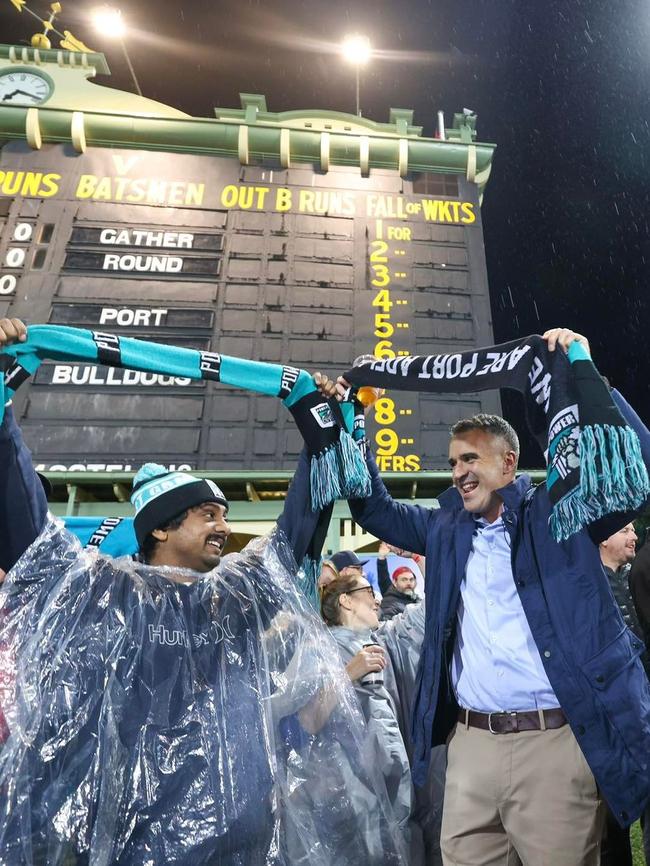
0, 319, 406, 866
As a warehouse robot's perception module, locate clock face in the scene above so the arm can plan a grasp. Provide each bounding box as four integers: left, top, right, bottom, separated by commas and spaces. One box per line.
0, 70, 52, 106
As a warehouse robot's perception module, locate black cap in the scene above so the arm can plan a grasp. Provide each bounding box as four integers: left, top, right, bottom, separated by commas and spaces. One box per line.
330, 550, 368, 572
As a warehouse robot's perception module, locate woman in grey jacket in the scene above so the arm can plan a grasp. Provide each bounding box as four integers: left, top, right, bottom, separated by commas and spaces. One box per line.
318, 571, 444, 866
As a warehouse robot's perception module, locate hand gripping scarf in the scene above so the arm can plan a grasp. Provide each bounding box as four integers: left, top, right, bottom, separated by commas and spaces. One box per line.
344, 335, 650, 541
0, 325, 370, 510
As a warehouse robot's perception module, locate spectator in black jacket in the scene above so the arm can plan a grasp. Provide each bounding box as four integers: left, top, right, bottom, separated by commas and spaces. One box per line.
599, 523, 646, 665
630, 532, 650, 654
599, 522, 648, 866
376, 542, 422, 621
629, 532, 650, 866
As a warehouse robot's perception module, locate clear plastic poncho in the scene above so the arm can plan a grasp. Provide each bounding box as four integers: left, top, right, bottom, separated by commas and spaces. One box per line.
0, 518, 407, 866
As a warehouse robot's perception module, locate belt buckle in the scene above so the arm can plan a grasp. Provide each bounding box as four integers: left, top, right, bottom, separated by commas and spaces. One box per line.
488, 711, 517, 734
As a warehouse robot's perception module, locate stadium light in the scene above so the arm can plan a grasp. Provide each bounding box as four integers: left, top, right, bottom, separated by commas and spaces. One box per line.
341, 34, 371, 116
92, 7, 142, 96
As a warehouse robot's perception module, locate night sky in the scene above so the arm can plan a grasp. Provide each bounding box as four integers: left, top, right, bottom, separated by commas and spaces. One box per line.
2, 0, 650, 466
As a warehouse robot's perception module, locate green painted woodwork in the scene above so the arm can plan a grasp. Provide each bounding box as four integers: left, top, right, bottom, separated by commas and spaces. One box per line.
0, 44, 496, 191
49, 469, 548, 522
0, 44, 188, 117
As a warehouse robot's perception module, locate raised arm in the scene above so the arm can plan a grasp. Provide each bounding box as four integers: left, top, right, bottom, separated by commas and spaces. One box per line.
276, 446, 332, 567
0, 407, 49, 572
276, 372, 342, 568
376, 546, 392, 595
348, 451, 433, 556
611, 389, 650, 471
0, 320, 48, 573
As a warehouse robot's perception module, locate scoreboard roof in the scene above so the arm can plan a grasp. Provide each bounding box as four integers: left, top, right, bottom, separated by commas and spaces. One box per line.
0, 43, 496, 193
0, 40, 504, 537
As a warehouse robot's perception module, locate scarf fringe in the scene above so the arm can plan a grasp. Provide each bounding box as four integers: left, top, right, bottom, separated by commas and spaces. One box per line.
297, 555, 322, 610
336, 427, 372, 498
309, 430, 371, 512
550, 424, 650, 541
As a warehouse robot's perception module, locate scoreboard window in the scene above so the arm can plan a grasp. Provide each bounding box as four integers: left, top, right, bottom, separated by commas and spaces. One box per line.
38, 224, 55, 244
411, 172, 459, 197
32, 248, 47, 269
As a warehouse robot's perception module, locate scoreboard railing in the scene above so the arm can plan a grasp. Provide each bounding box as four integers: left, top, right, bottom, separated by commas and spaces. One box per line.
50, 468, 549, 519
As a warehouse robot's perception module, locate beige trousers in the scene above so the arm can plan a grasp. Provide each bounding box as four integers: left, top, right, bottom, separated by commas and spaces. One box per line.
441, 721, 604, 866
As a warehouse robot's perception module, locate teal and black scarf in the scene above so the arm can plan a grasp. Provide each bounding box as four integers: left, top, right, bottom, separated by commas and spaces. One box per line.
344, 336, 650, 541
0, 325, 370, 511
4, 328, 647, 542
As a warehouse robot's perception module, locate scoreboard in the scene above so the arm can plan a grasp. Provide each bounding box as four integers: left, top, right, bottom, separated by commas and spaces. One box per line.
0, 76, 499, 475
0, 142, 500, 473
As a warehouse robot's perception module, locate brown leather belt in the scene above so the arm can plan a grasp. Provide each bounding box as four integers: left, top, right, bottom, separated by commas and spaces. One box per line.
458, 707, 567, 734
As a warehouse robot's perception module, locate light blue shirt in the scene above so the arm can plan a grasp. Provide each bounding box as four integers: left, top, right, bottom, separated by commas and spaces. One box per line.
451, 513, 560, 713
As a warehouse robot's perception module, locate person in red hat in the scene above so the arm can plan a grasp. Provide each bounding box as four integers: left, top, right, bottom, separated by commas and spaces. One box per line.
375, 543, 423, 622
380, 565, 421, 621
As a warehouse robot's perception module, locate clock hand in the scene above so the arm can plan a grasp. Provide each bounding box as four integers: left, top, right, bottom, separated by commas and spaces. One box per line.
1, 89, 37, 101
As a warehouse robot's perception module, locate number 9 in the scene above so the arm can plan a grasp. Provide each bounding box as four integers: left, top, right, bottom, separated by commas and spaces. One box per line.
376, 428, 398, 456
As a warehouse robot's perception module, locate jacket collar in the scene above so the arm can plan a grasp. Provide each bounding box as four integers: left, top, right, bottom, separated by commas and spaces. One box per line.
438, 473, 534, 517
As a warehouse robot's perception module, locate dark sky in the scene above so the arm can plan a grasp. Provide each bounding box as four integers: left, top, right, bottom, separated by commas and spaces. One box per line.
3, 0, 650, 465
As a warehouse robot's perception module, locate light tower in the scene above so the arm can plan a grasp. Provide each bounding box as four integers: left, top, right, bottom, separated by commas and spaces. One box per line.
341, 34, 371, 116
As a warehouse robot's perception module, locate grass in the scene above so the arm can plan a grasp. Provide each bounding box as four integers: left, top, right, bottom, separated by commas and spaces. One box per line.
631, 821, 645, 865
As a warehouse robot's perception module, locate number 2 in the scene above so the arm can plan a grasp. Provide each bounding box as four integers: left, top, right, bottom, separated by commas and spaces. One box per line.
370, 240, 388, 262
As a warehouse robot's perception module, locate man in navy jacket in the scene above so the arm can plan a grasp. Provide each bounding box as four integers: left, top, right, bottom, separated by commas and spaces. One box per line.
345, 327, 650, 866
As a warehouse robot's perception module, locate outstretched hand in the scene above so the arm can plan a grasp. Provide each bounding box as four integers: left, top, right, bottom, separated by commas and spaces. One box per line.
0, 318, 27, 348
378, 540, 414, 558
543, 327, 590, 358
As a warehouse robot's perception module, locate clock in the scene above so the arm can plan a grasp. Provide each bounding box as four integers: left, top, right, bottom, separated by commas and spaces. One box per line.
0, 69, 53, 106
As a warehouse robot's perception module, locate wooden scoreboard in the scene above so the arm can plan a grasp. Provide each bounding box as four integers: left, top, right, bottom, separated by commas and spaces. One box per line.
0, 44, 499, 477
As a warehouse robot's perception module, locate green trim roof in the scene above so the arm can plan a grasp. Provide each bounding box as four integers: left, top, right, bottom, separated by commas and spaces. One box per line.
0, 44, 496, 192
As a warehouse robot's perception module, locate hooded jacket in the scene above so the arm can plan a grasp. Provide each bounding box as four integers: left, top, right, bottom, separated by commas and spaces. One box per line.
349, 389, 650, 828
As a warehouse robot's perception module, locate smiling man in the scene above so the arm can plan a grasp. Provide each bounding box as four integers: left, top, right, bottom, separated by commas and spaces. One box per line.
0, 393, 318, 866
131, 464, 232, 574
346, 327, 650, 866
0, 319, 410, 866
